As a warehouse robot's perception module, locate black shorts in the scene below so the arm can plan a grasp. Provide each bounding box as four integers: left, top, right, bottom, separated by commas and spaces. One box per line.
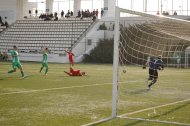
149, 69, 158, 80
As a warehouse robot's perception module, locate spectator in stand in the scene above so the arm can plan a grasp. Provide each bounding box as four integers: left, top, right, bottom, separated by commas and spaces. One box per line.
50, 13, 53, 18
93, 9, 96, 16
1, 22, 5, 26
35, 9, 38, 16
101, 9, 104, 17
96, 9, 99, 17
29, 10, 31, 16
61, 10, 64, 17
81, 9, 84, 17
76, 10, 81, 18
92, 15, 96, 21
0, 16, 2, 23
65, 10, 70, 18
70, 11, 73, 16
54, 12, 58, 18
174, 11, 177, 15
4, 21, 8, 28
54, 15, 58, 21
67, 10, 70, 15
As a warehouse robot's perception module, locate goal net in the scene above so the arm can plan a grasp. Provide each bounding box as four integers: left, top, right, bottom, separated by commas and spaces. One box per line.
114, 7, 190, 126
82, 7, 190, 126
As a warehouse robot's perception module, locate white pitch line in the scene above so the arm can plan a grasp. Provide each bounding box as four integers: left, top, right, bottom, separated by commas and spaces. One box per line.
81, 117, 113, 126
118, 98, 190, 118
120, 117, 190, 126
0, 80, 146, 96
0, 83, 112, 96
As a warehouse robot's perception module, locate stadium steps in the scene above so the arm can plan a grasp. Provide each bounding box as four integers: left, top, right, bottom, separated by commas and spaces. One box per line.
0, 18, 93, 54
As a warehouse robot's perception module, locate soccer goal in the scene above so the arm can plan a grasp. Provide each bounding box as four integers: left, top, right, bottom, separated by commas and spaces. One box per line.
83, 7, 190, 126
113, 7, 190, 126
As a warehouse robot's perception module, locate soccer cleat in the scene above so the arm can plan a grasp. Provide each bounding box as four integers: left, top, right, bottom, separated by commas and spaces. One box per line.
147, 85, 151, 91
20, 76, 25, 79
20, 74, 28, 79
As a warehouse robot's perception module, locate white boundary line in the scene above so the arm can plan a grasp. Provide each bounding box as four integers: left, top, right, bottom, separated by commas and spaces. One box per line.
118, 98, 190, 117
0, 83, 112, 96
0, 80, 145, 96
120, 117, 190, 126
80, 98, 190, 126
81, 117, 113, 126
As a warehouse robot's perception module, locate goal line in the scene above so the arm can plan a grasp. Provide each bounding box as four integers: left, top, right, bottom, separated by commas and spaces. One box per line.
118, 98, 190, 117
120, 117, 190, 126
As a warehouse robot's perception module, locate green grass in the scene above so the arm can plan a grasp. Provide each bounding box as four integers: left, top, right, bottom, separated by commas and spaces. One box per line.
0, 62, 190, 126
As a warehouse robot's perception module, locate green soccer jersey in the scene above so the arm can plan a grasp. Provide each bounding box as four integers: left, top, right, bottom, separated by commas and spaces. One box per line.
10, 50, 20, 63
42, 52, 48, 63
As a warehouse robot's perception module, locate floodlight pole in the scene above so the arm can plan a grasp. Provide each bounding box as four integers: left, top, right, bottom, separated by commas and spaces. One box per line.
112, 6, 120, 118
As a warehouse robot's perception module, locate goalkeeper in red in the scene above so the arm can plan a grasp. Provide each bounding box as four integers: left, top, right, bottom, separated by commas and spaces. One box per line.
146, 55, 164, 90
8, 45, 25, 78
40, 48, 48, 75
64, 67, 86, 76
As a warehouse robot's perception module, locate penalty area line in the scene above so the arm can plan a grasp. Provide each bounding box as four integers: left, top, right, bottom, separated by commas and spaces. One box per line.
118, 98, 190, 118
0, 83, 112, 96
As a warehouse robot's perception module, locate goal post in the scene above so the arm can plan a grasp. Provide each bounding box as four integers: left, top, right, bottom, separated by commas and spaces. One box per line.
112, 6, 120, 118
82, 6, 190, 126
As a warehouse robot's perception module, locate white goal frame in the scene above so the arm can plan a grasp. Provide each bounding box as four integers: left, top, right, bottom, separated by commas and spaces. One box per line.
82, 6, 190, 126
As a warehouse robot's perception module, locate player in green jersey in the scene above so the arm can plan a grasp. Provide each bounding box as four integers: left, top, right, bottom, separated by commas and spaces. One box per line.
40, 48, 48, 75
8, 45, 25, 78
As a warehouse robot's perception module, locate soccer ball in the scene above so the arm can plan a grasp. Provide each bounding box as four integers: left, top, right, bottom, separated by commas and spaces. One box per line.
123, 69, 126, 73
142, 65, 146, 69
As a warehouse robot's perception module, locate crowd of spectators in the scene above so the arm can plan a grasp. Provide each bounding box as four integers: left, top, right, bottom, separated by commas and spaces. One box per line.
77, 9, 101, 18
28, 8, 104, 21
156, 11, 178, 16
39, 12, 58, 21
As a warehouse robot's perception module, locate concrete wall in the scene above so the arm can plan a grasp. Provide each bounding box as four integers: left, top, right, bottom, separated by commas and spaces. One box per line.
0, 0, 17, 24
22, 1, 37, 17
72, 20, 114, 62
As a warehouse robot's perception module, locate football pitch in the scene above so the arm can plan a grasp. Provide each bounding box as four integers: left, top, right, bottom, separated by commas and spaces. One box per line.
0, 62, 190, 126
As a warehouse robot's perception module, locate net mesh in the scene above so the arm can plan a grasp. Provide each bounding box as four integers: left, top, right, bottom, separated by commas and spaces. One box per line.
117, 8, 190, 126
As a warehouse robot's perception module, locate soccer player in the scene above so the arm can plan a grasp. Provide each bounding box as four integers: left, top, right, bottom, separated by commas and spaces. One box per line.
40, 48, 48, 75
146, 55, 164, 90
65, 49, 75, 67
8, 45, 25, 78
64, 67, 86, 76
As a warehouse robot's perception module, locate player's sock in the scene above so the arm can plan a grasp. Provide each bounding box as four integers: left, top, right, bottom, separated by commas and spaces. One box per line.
45, 68, 48, 75
21, 71, 25, 77
8, 69, 16, 73
148, 79, 157, 88
40, 67, 43, 72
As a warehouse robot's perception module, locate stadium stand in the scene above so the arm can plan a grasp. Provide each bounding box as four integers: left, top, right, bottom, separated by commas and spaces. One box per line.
0, 18, 94, 54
